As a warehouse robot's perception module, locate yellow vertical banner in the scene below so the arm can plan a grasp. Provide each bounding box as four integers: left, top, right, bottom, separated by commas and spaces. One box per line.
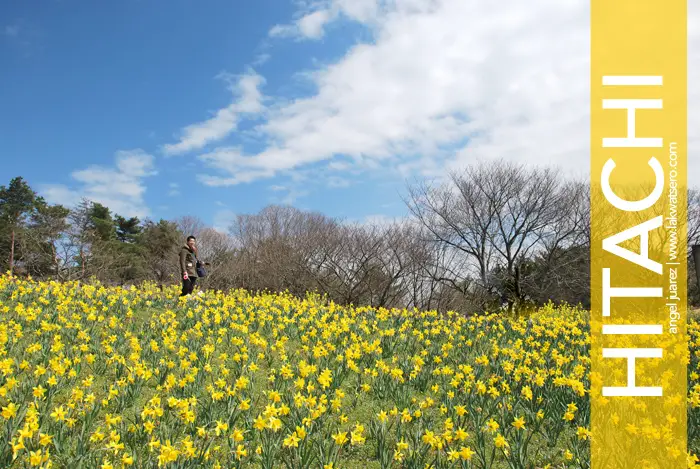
590, 0, 687, 468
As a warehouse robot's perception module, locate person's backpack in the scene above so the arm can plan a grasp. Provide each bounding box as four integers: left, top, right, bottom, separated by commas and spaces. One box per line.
196, 260, 207, 277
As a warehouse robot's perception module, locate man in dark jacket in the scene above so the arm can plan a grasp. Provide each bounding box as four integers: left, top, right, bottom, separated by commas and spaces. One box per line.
179, 235, 198, 296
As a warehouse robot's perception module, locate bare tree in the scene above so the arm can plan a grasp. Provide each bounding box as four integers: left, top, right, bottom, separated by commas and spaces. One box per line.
367, 220, 416, 308
307, 222, 380, 306
176, 215, 206, 240
487, 162, 578, 311
519, 179, 589, 306
405, 158, 588, 313
228, 205, 336, 296
193, 227, 237, 289
404, 177, 496, 310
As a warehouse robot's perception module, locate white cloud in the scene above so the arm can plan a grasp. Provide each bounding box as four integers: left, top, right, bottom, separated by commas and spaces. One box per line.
333, 0, 379, 23
41, 185, 80, 208
168, 182, 180, 197
269, 24, 297, 38
213, 209, 237, 233
40, 149, 157, 218
281, 188, 310, 205
2, 19, 42, 56
199, 0, 700, 190
269, 0, 380, 39
297, 10, 333, 38
342, 213, 404, 228
327, 176, 351, 188
264, 183, 310, 205
229, 72, 266, 113
253, 53, 271, 66
162, 71, 266, 155
327, 160, 351, 171
361, 214, 397, 226
4, 25, 20, 37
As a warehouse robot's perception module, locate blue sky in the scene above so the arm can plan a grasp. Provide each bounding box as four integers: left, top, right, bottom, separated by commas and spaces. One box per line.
0, 0, 412, 231
4, 0, 670, 233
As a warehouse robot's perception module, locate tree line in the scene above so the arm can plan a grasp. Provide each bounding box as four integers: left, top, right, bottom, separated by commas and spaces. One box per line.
2, 158, 699, 314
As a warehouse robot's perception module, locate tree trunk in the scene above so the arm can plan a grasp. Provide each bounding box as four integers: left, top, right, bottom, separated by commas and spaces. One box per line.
514, 264, 522, 315
80, 247, 85, 280
51, 242, 60, 280
9, 229, 15, 275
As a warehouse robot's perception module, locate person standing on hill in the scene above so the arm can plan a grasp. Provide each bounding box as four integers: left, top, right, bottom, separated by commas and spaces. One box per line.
179, 235, 198, 296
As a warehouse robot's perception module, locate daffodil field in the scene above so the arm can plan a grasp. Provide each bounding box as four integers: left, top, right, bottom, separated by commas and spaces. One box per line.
1, 276, 699, 469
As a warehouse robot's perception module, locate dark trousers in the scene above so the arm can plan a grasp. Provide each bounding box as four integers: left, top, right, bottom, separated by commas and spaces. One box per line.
180, 277, 197, 296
